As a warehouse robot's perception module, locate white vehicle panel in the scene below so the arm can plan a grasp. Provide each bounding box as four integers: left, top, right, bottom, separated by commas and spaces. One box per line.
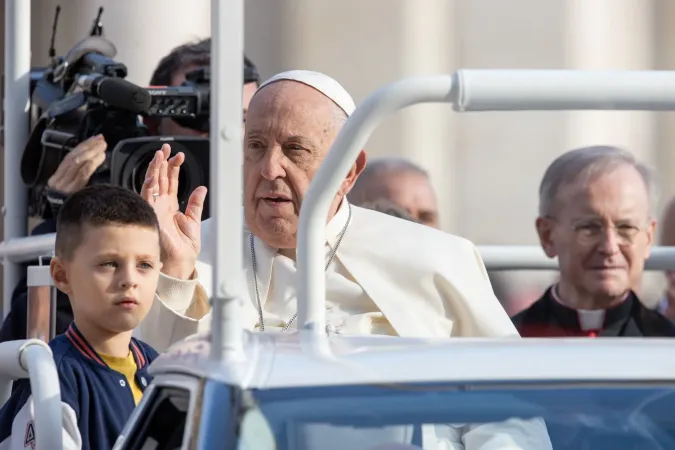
149, 332, 675, 389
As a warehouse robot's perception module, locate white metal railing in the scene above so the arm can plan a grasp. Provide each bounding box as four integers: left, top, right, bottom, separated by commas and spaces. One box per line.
0, 339, 62, 450
5, 0, 675, 442
3, 0, 30, 317
208, 0, 245, 361
297, 70, 675, 334
0, 0, 247, 445
0, 233, 55, 264
5, 231, 675, 272
479, 245, 675, 271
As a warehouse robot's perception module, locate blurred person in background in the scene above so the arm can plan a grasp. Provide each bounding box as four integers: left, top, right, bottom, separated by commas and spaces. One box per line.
0, 39, 260, 343
656, 196, 675, 320
349, 157, 439, 228
350, 156, 517, 306
488, 271, 545, 317
357, 198, 419, 222
145, 39, 259, 136
512, 146, 675, 337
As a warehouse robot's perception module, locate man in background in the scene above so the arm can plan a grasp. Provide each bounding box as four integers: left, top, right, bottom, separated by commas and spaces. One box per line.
349, 157, 439, 228
145, 38, 259, 136
512, 146, 675, 337
349, 156, 517, 305
358, 198, 419, 222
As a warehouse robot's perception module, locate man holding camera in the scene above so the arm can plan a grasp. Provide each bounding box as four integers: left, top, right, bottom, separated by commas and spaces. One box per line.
46, 39, 259, 208
0, 39, 260, 342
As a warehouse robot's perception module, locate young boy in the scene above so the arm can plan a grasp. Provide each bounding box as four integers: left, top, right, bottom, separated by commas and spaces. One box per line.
0, 185, 162, 450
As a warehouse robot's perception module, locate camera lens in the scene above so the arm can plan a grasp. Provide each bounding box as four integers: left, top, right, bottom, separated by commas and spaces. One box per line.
110, 136, 209, 219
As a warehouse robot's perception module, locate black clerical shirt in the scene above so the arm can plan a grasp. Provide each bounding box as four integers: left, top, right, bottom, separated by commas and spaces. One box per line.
511, 287, 675, 337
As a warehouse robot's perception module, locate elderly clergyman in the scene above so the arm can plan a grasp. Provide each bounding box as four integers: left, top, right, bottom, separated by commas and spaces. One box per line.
349, 157, 440, 228
512, 146, 675, 337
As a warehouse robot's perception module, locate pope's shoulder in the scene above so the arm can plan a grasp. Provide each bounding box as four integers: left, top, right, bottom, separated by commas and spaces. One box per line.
350, 205, 473, 245
348, 205, 481, 263
199, 206, 480, 267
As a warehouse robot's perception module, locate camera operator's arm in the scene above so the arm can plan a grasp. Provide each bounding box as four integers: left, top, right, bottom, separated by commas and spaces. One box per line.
47, 135, 107, 195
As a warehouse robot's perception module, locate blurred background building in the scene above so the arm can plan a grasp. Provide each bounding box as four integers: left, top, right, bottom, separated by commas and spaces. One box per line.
1, 0, 674, 308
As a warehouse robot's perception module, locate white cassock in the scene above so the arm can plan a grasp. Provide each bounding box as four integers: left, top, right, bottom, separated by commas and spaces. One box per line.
135, 202, 552, 449
135, 200, 521, 348
134, 69, 552, 449
137, 69, 520, 343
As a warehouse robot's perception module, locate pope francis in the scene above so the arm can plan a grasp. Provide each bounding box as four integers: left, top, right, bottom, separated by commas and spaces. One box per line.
135, 69, 551, 450
135, 70, 520, 349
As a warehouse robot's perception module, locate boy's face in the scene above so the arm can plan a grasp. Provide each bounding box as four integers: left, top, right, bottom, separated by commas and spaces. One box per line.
51, 224, 162, 334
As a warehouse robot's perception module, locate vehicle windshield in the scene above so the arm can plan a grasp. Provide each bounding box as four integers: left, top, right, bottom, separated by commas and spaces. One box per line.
237, 382, 675, 450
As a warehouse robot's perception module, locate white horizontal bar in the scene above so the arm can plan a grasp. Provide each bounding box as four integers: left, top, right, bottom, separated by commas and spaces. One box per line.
480, 245, 675, 271
455, 70, 675, 111
2, 236, 675, 271
27, 265, 53, 286
0, 234, 55, 263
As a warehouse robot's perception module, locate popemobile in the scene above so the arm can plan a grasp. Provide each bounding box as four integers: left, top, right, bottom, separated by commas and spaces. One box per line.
3, 0, 675, 449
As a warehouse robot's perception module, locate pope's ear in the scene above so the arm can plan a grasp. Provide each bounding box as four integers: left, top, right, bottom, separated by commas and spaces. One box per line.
341, 150, 367, 196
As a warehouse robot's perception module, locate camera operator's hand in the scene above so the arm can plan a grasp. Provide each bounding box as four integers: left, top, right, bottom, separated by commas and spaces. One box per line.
47, 135, 107, 194
141, 144, 208, 280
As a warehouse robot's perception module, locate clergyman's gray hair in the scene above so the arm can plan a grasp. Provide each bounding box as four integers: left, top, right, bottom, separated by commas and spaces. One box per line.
349, 157, 430, 205
358, 157, 429, 181
538, 145, 657, 217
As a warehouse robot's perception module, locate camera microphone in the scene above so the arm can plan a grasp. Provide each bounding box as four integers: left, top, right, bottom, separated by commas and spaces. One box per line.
76, 74, 151, 114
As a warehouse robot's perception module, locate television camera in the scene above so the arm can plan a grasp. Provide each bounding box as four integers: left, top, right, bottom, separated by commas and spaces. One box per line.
20, 7, 258, 219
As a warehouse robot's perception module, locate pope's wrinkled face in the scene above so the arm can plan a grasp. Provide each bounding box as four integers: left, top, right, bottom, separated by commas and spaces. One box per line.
244, 81, 363, 249
536, 164, 655, 301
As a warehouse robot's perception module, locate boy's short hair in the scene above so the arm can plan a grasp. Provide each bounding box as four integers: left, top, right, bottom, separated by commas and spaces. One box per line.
55, 185, 160, 260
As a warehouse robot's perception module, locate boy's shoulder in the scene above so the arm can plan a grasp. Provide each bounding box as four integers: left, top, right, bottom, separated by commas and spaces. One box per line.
52, 333, 158, 368
49, 333, 85, 369
131, 337, 159, 365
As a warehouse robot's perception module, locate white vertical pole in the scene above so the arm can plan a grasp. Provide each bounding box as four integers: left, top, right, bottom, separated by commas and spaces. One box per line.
297, 77, 455, 335
3, 0, 30, 317
209, 0, 245, 360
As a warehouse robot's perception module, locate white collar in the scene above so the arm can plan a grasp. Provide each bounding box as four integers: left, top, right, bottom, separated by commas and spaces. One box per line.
325, 198, 351, 249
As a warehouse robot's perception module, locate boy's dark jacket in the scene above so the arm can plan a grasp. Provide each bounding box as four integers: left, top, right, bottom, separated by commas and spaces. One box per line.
0, 323, 157, 450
